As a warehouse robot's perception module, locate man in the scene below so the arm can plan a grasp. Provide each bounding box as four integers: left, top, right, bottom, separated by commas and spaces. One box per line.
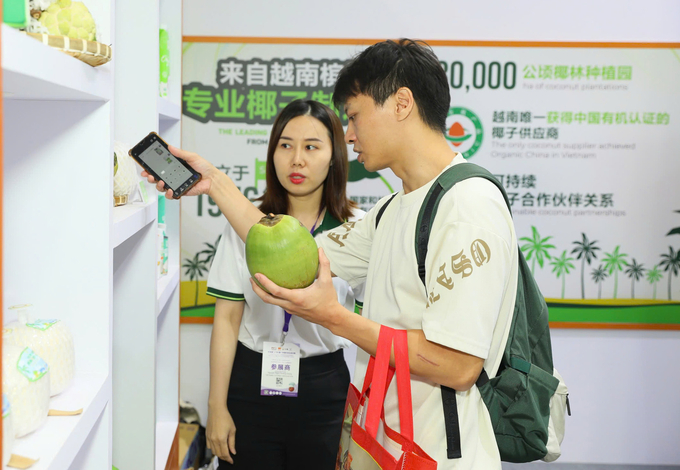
148, 39, 518, 469
250, 39, 518, 469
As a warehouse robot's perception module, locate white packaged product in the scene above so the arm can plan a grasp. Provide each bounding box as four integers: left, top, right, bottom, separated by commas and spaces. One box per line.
2, 344, 50, 437
3, 394, 14, 467
5, 318, 75, 396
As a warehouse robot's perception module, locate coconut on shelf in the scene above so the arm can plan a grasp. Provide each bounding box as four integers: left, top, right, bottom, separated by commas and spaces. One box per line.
5, 304, 75, 396
2, 344, 50, 437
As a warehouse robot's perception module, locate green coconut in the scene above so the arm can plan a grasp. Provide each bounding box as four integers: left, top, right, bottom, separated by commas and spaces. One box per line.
245, 214, 319, 292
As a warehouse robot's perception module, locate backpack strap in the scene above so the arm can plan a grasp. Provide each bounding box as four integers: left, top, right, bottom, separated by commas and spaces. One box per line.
441, 386, 462, 459
416, 163, 511, 291
416, 162, 510, 460
375, 192, 399, 229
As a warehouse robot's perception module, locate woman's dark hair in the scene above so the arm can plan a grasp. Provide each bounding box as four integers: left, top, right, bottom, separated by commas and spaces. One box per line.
333, 38, 450, 134
257, 100, 357, 221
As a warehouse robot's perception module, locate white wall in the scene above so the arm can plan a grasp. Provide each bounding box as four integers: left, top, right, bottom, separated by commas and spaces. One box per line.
551, 329, 680, 465
183, 0, 680, 42
180, 1, 680, 465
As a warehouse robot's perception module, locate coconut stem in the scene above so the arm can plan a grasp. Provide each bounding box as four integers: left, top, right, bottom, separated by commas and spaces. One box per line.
259, 213, 282, 227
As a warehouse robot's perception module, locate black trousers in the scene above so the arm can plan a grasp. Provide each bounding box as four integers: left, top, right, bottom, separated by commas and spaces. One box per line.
219, 342, 350, 470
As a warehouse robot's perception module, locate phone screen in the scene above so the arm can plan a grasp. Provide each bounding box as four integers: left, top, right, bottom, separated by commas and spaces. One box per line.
138, 140, 194, 191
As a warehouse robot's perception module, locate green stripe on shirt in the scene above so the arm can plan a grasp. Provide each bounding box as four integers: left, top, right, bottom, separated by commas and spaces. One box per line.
312, 210, 344, 236
206, 287, 245, 301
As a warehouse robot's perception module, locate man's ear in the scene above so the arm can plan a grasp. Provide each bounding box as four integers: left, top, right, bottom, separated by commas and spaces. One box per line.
394, 87, 415, 122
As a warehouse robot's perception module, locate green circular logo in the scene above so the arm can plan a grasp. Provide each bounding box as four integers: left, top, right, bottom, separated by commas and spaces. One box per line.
445, 107, 483, 159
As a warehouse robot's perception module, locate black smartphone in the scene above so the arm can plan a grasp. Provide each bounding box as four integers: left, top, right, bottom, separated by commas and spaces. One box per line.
129, 132, 201, 199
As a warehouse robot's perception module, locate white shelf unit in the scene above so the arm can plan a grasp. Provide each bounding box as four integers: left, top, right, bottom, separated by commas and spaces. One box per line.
157, 264, 180, 316
10, 375, 110, 470
155, 421, 178, 470
111, 0, 182, 468
112, 200, 158, 248
1, 25, 112, 101
2, 0, 113, 467
1, 0, 182, 467
155, 0, 182, 468
158, 97, 181, 122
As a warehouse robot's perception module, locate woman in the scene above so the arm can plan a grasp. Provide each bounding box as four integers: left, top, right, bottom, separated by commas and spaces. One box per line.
202, 100, 362, 470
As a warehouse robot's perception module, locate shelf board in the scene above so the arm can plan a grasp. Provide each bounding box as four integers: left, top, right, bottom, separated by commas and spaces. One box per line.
10, 373, 110, 470
155, 421, 178, 470
1, 24, 112, 101
113, 200, 158, 248
158, 97, 181, 122
157, 264, 180, 315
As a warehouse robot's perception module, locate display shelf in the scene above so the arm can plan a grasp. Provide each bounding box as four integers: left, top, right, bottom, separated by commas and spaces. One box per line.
155, 421, 178, 470
157, 264, 180, 315
155, 289, 179, 470
2, 0, 179, 465
1, 24, 112, 102
113, 200, 158, 248
158, 97, 181, 122
9, 373, 110, 470
112, 0, 181, 467
3, 70, 113, 466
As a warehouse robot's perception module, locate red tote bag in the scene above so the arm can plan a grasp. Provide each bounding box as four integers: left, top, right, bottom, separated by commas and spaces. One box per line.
335, 327, 437, 470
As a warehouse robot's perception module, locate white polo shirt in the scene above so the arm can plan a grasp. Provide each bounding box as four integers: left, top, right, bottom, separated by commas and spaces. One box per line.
206, 208, 365, 358
317, 154, 518, 469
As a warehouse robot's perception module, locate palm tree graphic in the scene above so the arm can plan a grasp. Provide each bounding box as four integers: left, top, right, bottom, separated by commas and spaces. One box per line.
591, 265, 609, 299
624, 258, 645, 299
659, 246, 680, 301
520, 226, 556, 275
183, 253, 208, 306
646, 265, 663, 300
199, 234, 222, 268
550, 250, 575, 299
571, 233, 600, 299
602, 246, 628, 299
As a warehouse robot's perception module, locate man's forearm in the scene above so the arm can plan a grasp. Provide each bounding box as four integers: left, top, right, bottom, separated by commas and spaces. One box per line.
208, 171, 265, 242
327, 305, 483, 391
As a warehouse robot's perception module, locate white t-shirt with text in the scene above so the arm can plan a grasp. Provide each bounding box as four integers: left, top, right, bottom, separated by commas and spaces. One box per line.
317, 155, 518, 469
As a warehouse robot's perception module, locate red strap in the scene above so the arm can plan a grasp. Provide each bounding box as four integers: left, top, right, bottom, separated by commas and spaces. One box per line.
361, 355, 375, 397
365, 326, 395, 438
394, 329, 414, 442
361, 361, 395, 411
364, 327, 416, 448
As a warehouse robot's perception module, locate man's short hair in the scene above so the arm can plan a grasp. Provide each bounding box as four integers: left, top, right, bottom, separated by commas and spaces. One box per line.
333, 39, 450, 134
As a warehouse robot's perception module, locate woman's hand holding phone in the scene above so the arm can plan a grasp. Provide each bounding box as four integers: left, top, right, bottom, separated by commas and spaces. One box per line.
144, 143, 263, 242
142, 145, 222, 199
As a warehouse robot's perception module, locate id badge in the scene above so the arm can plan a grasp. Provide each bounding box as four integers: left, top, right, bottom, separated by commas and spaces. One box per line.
261, 341, 300, 397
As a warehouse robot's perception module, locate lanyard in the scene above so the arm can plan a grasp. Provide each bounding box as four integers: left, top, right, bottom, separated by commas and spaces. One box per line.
281, 208, 324, 344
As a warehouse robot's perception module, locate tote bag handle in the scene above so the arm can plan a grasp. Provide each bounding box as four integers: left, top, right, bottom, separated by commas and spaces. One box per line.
364, 327, 415, 447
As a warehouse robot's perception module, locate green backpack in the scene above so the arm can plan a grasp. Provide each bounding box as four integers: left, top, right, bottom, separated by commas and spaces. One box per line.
375, 162, 569, 463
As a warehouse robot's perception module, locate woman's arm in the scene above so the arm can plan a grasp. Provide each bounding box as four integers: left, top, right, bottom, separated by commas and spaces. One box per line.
206, 298, 245, 463
143, 146, 339, 278
142, 145, 263, 242
207, 165, 264, 242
